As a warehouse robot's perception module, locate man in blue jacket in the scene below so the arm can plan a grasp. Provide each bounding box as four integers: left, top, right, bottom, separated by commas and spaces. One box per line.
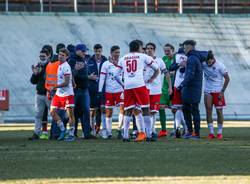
87, 44, 107, 135
179, 40, 207, 139
68, 44, 95, 139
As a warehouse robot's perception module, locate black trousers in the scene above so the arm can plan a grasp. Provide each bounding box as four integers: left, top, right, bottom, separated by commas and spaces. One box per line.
182, 103, 201, 134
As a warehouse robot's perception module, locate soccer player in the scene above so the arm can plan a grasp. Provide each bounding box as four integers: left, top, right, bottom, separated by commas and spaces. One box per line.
144, 42, 172, 141
158, 43, 175, 137
88, 44, 107, 135
203, 51, 230, 139
98, 46, 124, 139
50, 48, 75, 141
115, 40, 159, 142
170, 47, 188, 138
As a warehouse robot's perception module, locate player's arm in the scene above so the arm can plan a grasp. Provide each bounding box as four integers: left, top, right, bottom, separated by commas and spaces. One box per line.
98, 65, 107, 93
114, 61, 124, 88
219, 72, 230, 99
55, 75, 70, 89
162, 66, 173, 95
146, 57, 159, 83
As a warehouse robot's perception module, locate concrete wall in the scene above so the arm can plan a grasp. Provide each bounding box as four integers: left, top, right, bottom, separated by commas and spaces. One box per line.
0, 13, 250, 121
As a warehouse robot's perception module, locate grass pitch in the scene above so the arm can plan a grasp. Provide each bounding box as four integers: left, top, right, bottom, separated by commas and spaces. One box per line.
0, 122, 250, 184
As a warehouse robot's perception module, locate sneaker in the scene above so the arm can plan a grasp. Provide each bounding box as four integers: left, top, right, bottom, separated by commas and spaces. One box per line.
57, 131, 66, 141
39, 132, 49, 140
65, 135, 75, 142
108, 135, 112, 139
123, 138, 130, 142
135, 132, 146, 142
190, 133, 200, 140
182, 132, 193, 139
117, 130, 123, 140
130, 131, 138, 139
146, 137, 152, 142
175, 128, 181, 138
158, 130, 168, 137
217, 133, 223, 139
151, 132, 158, 141
84, 134, 97, 139
101, 129, 108, 139
81, 132, 85, 139
28, 133, 40, 140
208, 133, 215, 139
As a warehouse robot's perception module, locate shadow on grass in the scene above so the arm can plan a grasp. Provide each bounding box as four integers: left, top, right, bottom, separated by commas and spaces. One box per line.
0, 127, 250, 180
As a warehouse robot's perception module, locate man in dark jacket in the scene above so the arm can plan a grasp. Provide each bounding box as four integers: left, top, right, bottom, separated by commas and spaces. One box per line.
179, 40, 206, 139
29, 49, 50, 140
68, 44, 94, 139
87, 44, 107, 135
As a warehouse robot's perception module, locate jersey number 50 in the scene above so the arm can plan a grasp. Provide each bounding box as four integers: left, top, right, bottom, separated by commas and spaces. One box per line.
126, 60, 137, 72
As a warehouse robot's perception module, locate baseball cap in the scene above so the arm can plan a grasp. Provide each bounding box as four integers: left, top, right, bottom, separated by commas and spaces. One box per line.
75, 44, 88, 52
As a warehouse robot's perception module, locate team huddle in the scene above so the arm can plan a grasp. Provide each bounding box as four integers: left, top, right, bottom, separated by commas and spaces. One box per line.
30, 39, 230, 142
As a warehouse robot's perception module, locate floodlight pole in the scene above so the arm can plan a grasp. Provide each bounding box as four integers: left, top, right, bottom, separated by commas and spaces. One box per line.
5, 0, 8, 12
179, 0, 183, 14
74, 0, 78, 13
40, 0, 43, 13
144, 0, 148, 14
215, 0, 218, 14
109, 0, 113, 13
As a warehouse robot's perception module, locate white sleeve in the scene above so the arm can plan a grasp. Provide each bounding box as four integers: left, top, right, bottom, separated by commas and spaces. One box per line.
98, 63, 106, 92
144, 55, 159, 71
219, 62, 228, 75
114, 59, 124, 88
159, 59, 166, 71
63, 64, 71, 76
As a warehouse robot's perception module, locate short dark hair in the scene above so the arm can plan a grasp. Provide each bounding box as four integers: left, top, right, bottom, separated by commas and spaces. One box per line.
56, 43, 65, 54
40, 49, 50, 56
67, 44, 75, 53
146, 42, 156, 50
183, 40, 196, 47
206, 50, 214, 61
110, 45, 120, 53
94, 44, 103, 50
59, 48, 69, 56
135, 39, 143, 46
129, 40, 140, 52
42, 45, 53, 56
164, 43, 174, 51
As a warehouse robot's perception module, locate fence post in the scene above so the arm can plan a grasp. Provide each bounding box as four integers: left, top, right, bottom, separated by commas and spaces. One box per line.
40, 0, 43, 13
5, 0, 8, 12
144, 0, 148, 14
179, 0, 183, 14
74, 0, 78, 13
109, 0, 113, 13
215, 0, 218, 14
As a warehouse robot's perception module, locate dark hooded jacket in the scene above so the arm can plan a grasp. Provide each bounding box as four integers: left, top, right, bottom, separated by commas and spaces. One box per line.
181, 50, 208, 104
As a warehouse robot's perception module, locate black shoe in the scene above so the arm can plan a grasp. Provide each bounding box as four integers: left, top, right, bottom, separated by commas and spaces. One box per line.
175, 128, 181, 138
146, 137, 152, 142
117, 130, 123, 140
84, 134, 97, 139
108, 135, 112, 139
28, 133, 39, 140
123, 138, 130, 142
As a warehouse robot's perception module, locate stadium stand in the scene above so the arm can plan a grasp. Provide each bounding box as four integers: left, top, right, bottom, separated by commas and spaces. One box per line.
0, 0, 250, 13
0, 13, 250, 121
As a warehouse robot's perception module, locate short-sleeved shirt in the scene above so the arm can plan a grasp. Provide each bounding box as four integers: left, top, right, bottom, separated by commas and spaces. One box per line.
203, 60, 227, 93
117, 53, 158, 90
100, 60, 123, 93
144, 57, 166, 95
56, 61, 74, 97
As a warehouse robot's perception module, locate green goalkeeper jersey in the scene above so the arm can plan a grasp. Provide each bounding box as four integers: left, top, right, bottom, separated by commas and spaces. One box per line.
161, 55, 174, 94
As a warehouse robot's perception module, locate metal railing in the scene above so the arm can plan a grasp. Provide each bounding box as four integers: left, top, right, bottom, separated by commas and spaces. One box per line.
3, 0, 222, 14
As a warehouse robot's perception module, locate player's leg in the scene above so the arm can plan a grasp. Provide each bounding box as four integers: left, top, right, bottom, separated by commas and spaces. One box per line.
117, 100, 124, 139
105, 108, 113, 138
150, 94, 161, 141
213, 92, 226, 139
182, 103, 193, 138
204, 93, 215, 139
50, 107, 65, 141
158, 92, 168, 137
65, 105, 76, 141
29, 94, 45, 140
40, 105, 49, 140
